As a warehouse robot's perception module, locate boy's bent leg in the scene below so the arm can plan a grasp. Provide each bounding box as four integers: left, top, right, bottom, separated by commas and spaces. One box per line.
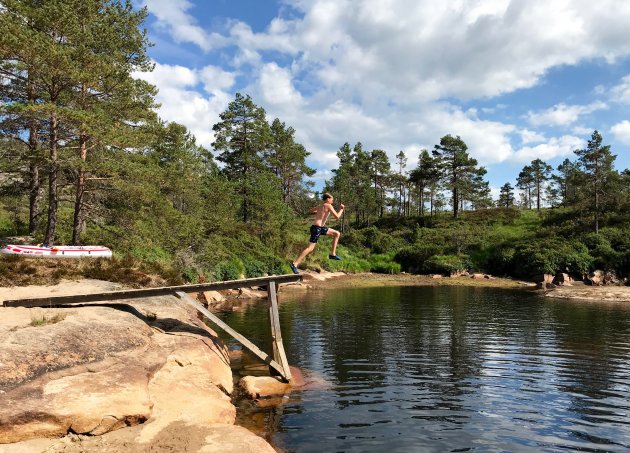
326, 229, 341, 259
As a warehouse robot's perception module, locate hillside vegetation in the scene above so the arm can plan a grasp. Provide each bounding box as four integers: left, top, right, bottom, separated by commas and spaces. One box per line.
1, 1, 629, 286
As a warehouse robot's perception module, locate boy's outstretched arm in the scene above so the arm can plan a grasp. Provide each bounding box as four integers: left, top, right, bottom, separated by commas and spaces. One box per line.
328, 203, 345, 220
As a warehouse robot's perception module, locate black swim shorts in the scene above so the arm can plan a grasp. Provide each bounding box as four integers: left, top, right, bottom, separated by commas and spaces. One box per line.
309, 225, 329, 243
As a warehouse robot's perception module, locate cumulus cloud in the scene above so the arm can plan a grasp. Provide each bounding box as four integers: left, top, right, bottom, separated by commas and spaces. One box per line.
258, 63, 304, 109
141, 0, 630, 182
142, 0, 227, 52
244, 0, 630, 103
134, 62, 235, 146
611, 120, 630, 143
526, 102, 608, 127
513, 135, 584, 162
520, 129, 546, 144
610, 75, 630, 104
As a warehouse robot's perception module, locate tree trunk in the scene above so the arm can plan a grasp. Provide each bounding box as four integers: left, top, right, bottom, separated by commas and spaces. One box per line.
44, 112, 59, 245
27, 73, 41, 235
453, 186, 459, 219
72, 135, 88, 244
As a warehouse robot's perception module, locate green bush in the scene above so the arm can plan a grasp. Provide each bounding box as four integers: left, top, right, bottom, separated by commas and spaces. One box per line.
129, 246, 172, 266
262, 255, 286, 275
394, 244, 442, 273
368, 253, 401, 274
182, 268, 200, 283
511, 239, 593, 278
423, 254, 471, 275
243, 259, 265, 278
340, 229, 365, 250
581, 232, 619, 271
480, 246, 516, 276
341, 258, 371, 273
214, 259, 244, 281
341, 226, 403, 254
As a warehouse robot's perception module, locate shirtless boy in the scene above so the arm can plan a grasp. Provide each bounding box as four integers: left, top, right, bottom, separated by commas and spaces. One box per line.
290, 193, 345, 274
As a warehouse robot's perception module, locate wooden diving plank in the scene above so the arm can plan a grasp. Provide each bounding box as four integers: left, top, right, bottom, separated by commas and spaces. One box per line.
173, 291, 288, 381
267, 281, 292, 382
2, 274, 301, 308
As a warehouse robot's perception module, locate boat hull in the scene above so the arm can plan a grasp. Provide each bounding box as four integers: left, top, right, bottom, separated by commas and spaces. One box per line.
0, 244, 113, 258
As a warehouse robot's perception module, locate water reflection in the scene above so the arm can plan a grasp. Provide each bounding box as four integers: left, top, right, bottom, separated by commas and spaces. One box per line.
219, 286, 630, 452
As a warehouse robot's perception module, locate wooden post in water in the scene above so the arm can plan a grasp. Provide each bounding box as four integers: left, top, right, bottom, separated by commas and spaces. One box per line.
174, 291, 289, 380
267, 281, 292, 382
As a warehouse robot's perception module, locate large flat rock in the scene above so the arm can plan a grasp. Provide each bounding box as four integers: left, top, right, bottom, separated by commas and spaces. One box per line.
0, 291, 272, 451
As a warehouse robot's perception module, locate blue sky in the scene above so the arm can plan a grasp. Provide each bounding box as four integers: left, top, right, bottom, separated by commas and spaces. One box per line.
134, 0, 630, 196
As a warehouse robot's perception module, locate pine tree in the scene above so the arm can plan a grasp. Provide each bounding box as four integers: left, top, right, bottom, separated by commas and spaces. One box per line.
394, 150, 407, 216
498, 182, 515, 208
554, 158, 581, 207
516, 165, 534, 209
213, 93, 271, 223
432, 135, 480, 219
409, 149, 439, 216
0, 0, 157, 244
369, 149, 390, 218
266, 118, 315, 211
529, 158, 553, 211
574, 130, 616, 234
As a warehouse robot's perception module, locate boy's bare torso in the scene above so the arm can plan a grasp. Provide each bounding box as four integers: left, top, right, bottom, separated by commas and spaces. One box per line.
312, 203, 332, 227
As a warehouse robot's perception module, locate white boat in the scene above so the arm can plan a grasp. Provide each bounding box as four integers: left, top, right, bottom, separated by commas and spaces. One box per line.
0, 244, 113, 258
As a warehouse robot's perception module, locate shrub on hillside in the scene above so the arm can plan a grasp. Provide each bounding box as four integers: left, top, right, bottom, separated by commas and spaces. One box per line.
214, 259, 244, 281
459, 207, 520, 226
423, 254, 471, 275
243, 259, 266, 278
581, 232, 619, 271
479, 245, 516, 276
394, 244, 442, 273
511, 239, 592, 278
261, 255, 286, 275
341, 226, 403, 254
369, 254, 401, 274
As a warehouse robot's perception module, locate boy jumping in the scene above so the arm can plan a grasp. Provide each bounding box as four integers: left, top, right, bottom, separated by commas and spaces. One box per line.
290, 192, 345, 274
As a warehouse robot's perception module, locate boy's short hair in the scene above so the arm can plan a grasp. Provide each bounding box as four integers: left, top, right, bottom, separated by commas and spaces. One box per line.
322, 192, 333, 201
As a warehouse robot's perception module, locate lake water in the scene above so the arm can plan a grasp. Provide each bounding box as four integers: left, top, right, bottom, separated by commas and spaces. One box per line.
218, 286, 630, 452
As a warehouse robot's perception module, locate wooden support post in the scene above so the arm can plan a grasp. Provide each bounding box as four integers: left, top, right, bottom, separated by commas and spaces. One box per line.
267, 281, 292, 382
174, 291, 289, 381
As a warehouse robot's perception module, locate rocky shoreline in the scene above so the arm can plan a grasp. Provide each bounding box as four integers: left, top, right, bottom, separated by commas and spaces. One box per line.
0, 288, 277, 452
1, 271, 628, 452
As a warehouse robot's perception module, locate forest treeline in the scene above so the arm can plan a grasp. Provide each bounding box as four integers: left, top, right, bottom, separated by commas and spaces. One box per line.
1, 0, 629, 284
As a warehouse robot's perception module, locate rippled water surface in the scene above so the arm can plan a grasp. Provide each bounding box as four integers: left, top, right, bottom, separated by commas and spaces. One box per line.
219, 286, 630, 452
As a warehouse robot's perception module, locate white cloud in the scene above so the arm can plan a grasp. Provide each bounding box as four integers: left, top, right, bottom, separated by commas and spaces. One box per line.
142, 0, 226, 52
572, 125, 594, 136
611, 120, 630, 143
526, 102, 608, 127
258, 63, 304, 109
520, 129, 546, 144
513, 135, 584, 162
241, 0, 630, 103
141, 0, 630, 181
610, 75, 630, 104
134, 62, 235, 147
199, 66, 236, 94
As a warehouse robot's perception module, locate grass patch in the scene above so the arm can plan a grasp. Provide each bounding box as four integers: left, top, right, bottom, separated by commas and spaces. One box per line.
0, 255, 182, 288
30, 313, 67, 327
